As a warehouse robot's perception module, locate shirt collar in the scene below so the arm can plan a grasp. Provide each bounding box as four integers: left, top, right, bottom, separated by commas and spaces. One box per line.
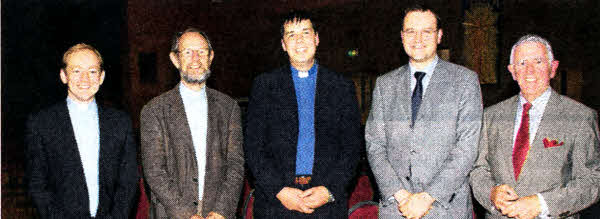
179, 82, 207, 100
291, 61, 318, 78
409, 55, 439, 76
67, 97, 97, 112
519, 88, 552, 107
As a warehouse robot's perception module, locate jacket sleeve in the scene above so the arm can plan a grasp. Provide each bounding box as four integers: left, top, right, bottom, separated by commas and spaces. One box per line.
214, 102, 245, 218
244, 77, 286, 201
25, 114, 67, 219
366, 77, 414, 200
140, 105, 196, 219
469, 110, 502, 215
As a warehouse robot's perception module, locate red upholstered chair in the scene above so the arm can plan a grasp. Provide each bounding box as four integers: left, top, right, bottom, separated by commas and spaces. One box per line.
348, 200, 379, 218
348, 175, 375, 208
241, 179, 254, 219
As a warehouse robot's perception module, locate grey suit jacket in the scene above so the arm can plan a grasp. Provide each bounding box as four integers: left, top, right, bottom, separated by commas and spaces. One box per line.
366, 59, 483, 218
470, 90, 600, 219
140, 85, 244, 219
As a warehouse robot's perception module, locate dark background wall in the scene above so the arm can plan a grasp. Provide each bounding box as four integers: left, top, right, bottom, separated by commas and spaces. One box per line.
3, 0, 599, 217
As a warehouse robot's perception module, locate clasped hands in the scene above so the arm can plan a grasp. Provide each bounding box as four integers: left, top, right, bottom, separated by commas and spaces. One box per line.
190, 211, 225, 219
394, 189, 435, 219
491, 184, 541, 219
276, 186, 330, 214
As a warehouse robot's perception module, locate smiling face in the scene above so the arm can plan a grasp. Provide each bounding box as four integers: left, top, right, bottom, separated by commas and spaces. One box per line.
170, 32, 214, 88
401, 10, 443, 69
281, 19, 319, 71
60, 49, 105, 104
508, 41, 559, 102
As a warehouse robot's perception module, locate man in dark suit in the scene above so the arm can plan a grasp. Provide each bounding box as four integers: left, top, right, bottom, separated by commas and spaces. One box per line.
470, 34, 600, 219
26, 43, 138, 218
245, 10, 362, 218
140, 28, 244, 219
366, 5, 483, 219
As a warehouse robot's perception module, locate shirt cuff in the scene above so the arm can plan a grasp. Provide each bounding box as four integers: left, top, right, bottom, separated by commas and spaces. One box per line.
537, 193, 550, 217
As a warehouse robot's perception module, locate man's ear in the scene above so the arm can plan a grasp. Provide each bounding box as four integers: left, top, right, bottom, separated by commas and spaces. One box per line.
60, 68, 68, 84
99, 70, 106, 85
281, 39, 287, 52
169, 52, 180, 69
508, 64, 517, 81
549, 60, 559, 79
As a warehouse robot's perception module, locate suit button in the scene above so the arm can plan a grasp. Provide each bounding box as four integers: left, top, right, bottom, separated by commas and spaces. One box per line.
192, 178, 198, 182
193, 201, 198, 206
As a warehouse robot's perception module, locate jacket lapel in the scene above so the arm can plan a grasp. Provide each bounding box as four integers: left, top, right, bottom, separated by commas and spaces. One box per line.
58, 100, 91, 214
167, 86, 198, 176
202, 88, 219, 206
417, 61, 447, 124
501, 96, 520, 185
392, 66, 412, 125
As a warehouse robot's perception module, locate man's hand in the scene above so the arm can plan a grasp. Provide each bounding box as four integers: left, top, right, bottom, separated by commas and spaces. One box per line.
300, 186, 330, 209
398, 192, 435, 219
190, 214, 203, 219
206, 212, 225, 219
504, 195, 541, 219
394, 189, 412, 206
276, 187, 314, 214
491, 184, 519, 213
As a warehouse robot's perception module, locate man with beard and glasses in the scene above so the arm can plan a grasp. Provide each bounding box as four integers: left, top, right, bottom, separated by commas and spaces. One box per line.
140, 28, 244, 219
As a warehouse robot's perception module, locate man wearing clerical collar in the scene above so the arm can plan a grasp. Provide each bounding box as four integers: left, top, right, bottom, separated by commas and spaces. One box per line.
26, 43, 138, 218
140, 28, 244, 219
245, 10, 362, 218
470, 34, 600, 219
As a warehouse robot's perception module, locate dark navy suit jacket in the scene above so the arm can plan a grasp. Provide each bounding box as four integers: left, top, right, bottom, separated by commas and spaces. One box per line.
245, 65, 362, 218
26, 101, 138, 219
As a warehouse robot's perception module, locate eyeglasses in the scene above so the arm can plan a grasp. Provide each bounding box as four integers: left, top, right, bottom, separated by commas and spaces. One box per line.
178, 48, 210, 57
402, 28, 438, 39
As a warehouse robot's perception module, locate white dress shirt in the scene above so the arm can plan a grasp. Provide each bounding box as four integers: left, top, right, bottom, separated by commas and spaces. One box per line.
179, 83, 208, 201
409, 55, 439, 95
66, 97, 100, 217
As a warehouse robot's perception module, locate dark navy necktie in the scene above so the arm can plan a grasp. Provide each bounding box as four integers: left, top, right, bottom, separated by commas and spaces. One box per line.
411, 71, 426, 127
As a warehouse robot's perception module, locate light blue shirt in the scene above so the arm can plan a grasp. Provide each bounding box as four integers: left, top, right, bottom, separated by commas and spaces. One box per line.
66, 97, 100, 217
512, 88, 552, 218
291, 63, 318, 175
179, 83, 208, 200
409, 55, 439, 95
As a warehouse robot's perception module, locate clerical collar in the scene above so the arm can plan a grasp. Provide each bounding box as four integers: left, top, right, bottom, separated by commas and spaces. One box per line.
291, 61, 318, 79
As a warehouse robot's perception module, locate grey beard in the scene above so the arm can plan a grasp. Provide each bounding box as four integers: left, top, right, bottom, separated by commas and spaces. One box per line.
181, 69, 211, 85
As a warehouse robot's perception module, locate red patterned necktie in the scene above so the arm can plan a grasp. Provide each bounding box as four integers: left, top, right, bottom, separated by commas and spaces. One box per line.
513, 102, 532, 181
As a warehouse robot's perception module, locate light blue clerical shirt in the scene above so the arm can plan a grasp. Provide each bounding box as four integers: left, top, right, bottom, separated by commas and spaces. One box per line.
66, 97, 100, 217
512, 88, 552, 218
179, 83, 208, 201
409, 55, 439, 95
291, 62, 318, 175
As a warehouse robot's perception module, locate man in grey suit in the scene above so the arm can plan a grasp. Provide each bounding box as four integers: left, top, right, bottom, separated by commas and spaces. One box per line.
470, 34, 600, 219
366, 4, 483, 219
140, 28, 244, 219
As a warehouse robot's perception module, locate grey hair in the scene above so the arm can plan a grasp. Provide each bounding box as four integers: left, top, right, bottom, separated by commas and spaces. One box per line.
171, 27, 213, 53
509, 34, 554, 65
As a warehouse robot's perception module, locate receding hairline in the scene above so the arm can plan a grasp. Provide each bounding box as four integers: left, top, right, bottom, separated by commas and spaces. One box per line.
62, 43, 103, 69
402, 10, 440, 30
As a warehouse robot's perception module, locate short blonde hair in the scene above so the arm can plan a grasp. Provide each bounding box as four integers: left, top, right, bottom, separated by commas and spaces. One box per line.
62, 43, 103, 70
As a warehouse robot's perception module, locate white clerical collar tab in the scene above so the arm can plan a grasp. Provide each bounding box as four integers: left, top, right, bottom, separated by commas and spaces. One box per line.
298, 71, 309, 78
